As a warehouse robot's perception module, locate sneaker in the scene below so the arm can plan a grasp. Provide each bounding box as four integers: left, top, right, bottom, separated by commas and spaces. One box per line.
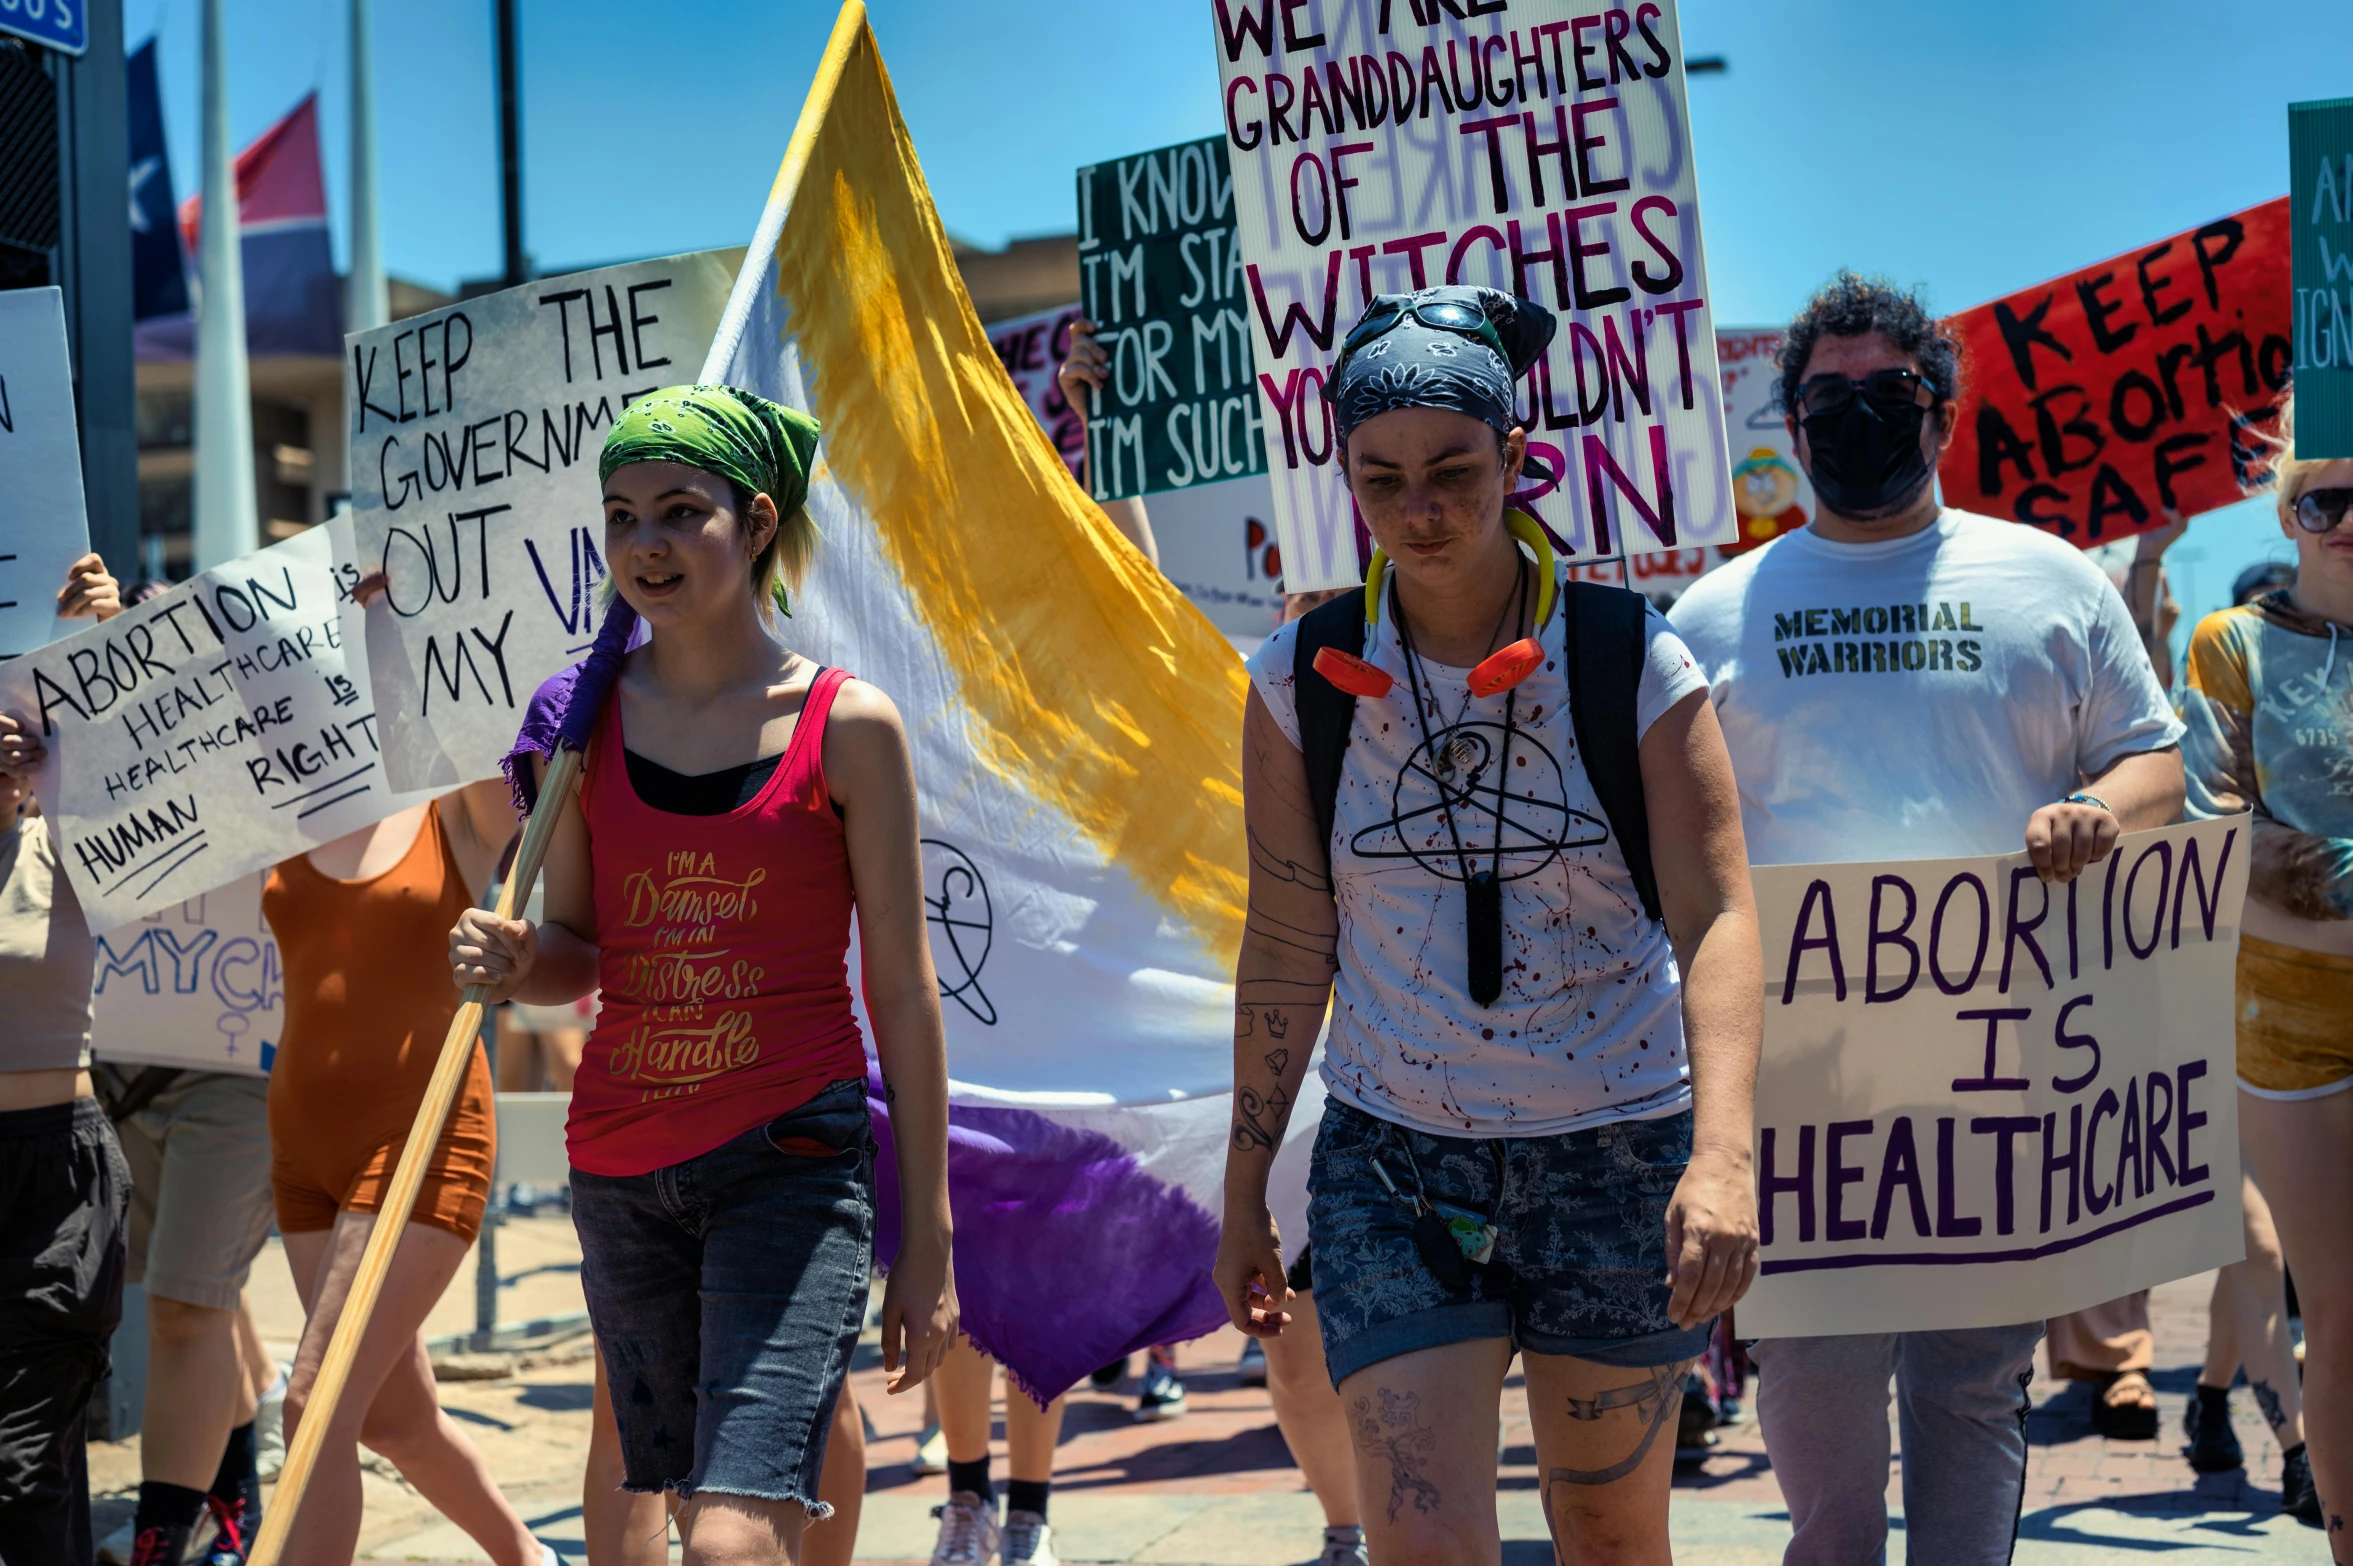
2281, 1443, 2323, 1526
929, 1490, 1001, 1566
1001, 1508, 1058, 1566
1134, 1354, 1187, 1423
909, 1423, 950, 1476
1089, 1358, 1128, 1389
2181, 1388, 2244, 1474
254, 1366, 289, 1482
1318, 1527, 1369, 1566
1236, 1338, 1267, 1388
126, 1523, 193, 1566
201, 1485, 261, 1565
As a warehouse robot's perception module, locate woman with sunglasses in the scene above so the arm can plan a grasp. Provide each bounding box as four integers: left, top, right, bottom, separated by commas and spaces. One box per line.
1214, 286, 1762, 1566
2178, 398, 2353, 1531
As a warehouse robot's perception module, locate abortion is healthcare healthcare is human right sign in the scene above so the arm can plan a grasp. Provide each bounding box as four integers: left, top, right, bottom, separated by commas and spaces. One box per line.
1214, 0, 1739, 591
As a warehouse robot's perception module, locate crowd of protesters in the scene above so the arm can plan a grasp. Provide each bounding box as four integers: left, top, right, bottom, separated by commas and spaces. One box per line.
1, 263, 2346, 1566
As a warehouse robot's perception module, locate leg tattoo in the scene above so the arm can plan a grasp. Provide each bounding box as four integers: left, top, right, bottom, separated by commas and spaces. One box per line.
1350, 1390, 1442, 1524
1546, 1361, 1689, 1488
2250, 1379, 2287, 1433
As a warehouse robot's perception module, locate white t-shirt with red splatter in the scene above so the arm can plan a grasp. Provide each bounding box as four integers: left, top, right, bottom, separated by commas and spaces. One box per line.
1246, 570, 1706, 1139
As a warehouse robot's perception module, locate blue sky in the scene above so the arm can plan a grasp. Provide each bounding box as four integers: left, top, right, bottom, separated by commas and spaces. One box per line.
145, 0, 2351, 642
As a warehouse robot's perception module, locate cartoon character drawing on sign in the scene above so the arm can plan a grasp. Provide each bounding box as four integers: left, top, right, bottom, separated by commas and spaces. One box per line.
1727, 447, 1809, 552
920, 839, 995, 1026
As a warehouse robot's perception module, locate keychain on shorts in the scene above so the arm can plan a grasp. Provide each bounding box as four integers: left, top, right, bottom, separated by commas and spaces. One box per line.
1372, 1156, 1497, 1289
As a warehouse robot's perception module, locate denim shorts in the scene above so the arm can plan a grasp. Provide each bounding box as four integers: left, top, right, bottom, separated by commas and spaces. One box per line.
570, 1078, 875, 1510
1306, 1095, 1711, 1386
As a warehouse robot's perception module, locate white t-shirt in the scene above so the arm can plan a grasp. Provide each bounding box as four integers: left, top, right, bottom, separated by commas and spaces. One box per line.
1668, 510, 2184, 866
1246, 566, 1707, 1139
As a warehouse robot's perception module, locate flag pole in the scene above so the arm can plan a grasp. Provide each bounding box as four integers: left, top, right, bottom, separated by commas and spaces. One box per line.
193, 0, 256, 570
700, 0, 865, 383
245, 748, 583, 1566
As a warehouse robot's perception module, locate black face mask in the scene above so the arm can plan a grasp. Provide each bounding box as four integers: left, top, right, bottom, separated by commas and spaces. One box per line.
1802, 398, 1934, 520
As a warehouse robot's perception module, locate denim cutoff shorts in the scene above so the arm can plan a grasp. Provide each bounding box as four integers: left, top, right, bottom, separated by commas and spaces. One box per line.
570, 1078, 874, 1510
1306, 1095, 1711, 1387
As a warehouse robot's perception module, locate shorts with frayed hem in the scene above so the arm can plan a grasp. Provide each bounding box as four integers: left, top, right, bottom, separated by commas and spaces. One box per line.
572, 1079, 872, 1508
2235, 935, 2353, 1099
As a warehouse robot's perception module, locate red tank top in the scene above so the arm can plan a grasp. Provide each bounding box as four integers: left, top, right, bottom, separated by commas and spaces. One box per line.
568, 667, 868, 1176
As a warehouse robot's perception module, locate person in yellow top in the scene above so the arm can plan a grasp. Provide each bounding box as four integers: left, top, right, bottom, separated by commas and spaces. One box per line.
2177, 397, 2353, 1531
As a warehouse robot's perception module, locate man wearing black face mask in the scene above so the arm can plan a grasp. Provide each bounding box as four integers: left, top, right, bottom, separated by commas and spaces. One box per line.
1670, 274, 2187, 1565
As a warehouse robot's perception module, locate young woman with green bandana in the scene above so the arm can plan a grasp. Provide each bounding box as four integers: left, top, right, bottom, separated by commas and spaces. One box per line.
452, 384, 958, 1566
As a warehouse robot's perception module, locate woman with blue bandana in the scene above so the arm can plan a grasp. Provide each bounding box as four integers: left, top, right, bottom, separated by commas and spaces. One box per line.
1214, 287, 1763, 1565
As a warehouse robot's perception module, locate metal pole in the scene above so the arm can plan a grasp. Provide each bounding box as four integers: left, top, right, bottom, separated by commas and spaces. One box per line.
346, 0, 387, 335
52, 0, 138, 576
193, 0, 256, 571
495, 0, 525, 287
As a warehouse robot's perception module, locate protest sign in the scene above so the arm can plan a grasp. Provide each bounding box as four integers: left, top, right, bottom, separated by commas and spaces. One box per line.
1215, 0, 1738, 590
1738, 820, 2247, 1339
1939, 200, 2291, 545
1717, 325, 1810, 552
1151, 471, 1284, 637
1076, 135, 1270, 500
0, 522, 433, 932
1563, 544, 1710, 594
346, 251, 737, 790
91, 873, 279, 1077
2291, 97, 2353, 458
0, 288, 96, 656
987, 302, 1088, 476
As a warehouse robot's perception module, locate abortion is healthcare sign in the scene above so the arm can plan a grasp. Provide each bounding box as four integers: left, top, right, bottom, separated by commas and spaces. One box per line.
1739, 820, 2248, 1339
1940, 200, 2292, 546
1214, 0, 1738, 590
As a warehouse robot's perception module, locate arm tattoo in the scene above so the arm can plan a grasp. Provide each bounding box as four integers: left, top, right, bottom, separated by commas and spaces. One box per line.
1248, 825, 1332, 894
1350, 1390, 1441, 1522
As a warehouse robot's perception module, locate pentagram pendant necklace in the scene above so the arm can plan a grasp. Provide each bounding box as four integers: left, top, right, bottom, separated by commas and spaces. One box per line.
1393, 556, 1529, 1008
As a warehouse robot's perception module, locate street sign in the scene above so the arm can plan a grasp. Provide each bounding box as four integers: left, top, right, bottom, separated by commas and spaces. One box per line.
0, 0, 88, 56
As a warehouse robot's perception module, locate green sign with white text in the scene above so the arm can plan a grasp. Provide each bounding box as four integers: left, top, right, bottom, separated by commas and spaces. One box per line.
2291, 96, 2353, 458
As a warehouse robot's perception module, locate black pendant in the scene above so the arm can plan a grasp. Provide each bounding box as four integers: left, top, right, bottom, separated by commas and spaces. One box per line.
1467, 868, 1502, 1005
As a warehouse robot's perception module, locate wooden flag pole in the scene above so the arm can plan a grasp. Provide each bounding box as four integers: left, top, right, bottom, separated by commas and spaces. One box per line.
247, 746, 585, 1566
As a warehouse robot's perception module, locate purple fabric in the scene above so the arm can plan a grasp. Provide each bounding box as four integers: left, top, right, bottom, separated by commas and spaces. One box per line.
502, 596, 640, 813
865, 1068, 1229, 1404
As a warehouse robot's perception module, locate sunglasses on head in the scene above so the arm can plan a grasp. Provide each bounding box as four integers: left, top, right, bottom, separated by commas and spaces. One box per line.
1334, 297, 1508, 371
2293, 487, 2353, 535
1795, 367, 1940, 421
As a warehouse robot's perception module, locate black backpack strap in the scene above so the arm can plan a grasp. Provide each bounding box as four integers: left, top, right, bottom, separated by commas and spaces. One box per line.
1561, 580, 1662, 925
1291, 589, 1369, 855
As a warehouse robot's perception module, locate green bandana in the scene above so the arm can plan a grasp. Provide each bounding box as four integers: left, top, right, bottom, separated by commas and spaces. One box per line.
597, 384, 821, 518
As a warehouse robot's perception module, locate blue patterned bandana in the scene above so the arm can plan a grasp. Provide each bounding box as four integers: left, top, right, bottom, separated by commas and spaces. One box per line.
1328, 287, 1558, 450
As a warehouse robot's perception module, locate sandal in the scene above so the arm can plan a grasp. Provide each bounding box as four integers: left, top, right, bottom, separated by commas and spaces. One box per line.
2091, 1370, 2159, 1440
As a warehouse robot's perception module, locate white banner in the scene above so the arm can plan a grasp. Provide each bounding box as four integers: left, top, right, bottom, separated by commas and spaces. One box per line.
346, 251, 736, 791
1214, 0, 1737, 589
91, 873, 279, 1077
1150, 471, 1284, 638
1740, 820, 2248, 1338
0, 288, 95, 655
0, 523, 431, 931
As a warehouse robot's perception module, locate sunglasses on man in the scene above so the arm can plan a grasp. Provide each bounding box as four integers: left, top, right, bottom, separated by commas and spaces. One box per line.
1793, 367, 1941, 421
2293, 486, 2353, 535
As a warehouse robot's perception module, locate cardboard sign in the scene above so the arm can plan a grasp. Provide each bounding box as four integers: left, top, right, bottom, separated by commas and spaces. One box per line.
1215, 0, 1738, 590
346, 251, 737, 791
2291, 97, 2353, 459
0, 523, 434, 932
1939, 200, 2291, 545
1151, 471, 1285, 636
91, 873, 279, 1077
1739, 820, 2247, 1338
1563, 545, 1711, 592
1717, 325, 1811, 551
986, 302, 1088, 476
1075, 135, 1271, 500
0, 288, 96, 656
